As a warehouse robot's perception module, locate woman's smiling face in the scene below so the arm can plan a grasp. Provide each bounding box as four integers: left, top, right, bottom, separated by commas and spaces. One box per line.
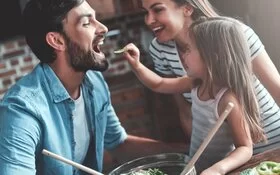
142, 0, 192, 42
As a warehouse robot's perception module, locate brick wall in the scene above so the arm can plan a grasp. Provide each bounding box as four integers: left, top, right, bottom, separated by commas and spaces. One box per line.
0, 37, 39, 99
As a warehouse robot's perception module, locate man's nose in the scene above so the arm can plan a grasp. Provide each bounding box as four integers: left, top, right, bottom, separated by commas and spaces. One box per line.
96, 20, 108, 35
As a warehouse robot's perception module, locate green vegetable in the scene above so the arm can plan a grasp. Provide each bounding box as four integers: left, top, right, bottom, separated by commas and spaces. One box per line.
256, 161, 280, 175
147, 168, 167, 175
240, 168, 253, 175
272, 164, 280, 174
125, 168, 167, 175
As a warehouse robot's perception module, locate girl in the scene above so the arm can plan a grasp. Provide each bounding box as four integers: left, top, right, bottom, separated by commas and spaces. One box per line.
141, 0, 280, 155
122, 17, 266, 175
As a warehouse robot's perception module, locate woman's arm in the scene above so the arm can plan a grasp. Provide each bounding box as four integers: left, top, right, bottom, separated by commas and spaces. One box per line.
123, 43, 193, 93
252, 50, 280, 106
201, 93, 253, 175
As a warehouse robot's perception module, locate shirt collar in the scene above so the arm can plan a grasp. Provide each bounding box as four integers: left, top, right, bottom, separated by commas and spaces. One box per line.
41, 64, 96, 103
42, 63, 71, 103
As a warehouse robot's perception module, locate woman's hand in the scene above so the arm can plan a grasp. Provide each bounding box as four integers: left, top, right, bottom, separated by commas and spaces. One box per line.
121, 43, 141, 70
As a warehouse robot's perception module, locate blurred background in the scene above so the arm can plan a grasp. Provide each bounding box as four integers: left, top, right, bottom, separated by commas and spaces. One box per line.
0, 0, 279, 173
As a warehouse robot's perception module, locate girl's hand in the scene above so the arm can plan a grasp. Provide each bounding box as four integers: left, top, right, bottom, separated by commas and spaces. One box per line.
121, 43, 141, 70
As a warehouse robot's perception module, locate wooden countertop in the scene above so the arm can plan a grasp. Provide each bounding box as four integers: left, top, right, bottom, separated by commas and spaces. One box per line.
228, 148, 280, 174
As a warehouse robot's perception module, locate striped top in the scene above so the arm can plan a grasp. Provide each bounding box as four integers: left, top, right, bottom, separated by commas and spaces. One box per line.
148, 24, 280, 154
190, 88, 234, 173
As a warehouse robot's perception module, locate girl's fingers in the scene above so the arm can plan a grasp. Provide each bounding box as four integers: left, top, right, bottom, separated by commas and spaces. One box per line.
124, 43, 140, 57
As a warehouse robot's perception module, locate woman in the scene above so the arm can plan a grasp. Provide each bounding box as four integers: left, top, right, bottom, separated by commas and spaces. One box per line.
141, 0, 280, 154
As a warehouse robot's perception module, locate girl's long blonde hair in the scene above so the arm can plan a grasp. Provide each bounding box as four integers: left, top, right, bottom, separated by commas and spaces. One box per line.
189, 17, 266, 143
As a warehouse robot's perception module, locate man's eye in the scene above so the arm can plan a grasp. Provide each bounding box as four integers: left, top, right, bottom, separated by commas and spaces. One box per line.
83, 20, 90, 27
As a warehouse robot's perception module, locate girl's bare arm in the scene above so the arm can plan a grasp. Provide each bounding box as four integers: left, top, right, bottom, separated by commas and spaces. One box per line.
123, 43, 192, 93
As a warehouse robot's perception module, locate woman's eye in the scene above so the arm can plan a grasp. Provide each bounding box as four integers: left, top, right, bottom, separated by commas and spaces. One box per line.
153, 7, 163, 13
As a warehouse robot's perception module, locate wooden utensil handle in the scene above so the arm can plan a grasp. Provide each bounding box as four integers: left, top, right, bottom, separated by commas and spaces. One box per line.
180, 102, 234, 175
42, 149, 103, 175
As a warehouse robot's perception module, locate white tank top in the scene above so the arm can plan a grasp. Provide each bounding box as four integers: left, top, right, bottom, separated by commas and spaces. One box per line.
190, 87, 234, 172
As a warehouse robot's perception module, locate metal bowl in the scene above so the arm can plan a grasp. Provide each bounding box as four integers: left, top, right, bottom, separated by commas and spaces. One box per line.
108, 153, 196, 175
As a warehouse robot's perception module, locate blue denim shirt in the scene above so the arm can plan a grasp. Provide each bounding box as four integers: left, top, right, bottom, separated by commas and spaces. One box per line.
0, 63, 127, 175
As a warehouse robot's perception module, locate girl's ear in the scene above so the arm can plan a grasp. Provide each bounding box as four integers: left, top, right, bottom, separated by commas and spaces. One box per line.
46, 32, 65, 51
184, 4, 194, 17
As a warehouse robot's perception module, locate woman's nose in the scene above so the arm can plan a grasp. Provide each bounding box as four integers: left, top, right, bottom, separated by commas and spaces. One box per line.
145, 13, 155, 26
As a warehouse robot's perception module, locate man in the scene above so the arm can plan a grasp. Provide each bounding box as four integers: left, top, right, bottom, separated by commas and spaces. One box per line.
0, 0, 185, 174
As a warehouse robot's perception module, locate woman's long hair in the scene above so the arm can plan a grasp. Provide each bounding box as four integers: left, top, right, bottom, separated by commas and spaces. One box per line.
189, 17, 266, 143
187, 0, 219, 19
171, 0, 219, 19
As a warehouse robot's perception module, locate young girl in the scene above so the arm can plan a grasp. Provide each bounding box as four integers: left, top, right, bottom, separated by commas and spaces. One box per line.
122, 17, 266, 174
141, 0, 280, 155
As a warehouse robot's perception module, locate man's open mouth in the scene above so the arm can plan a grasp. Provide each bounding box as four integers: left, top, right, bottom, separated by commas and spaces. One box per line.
93, 40, 104, 53
92, 39, 105, 59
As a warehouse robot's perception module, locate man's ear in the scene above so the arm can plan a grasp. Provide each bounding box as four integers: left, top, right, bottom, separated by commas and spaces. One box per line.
184, 4, 194, 17
46, 32, 65, 51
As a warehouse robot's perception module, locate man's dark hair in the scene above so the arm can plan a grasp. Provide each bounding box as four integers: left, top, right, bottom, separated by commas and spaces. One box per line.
22, 0, 84, 63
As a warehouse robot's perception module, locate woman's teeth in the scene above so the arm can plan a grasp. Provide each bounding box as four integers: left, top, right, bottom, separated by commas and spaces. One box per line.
153, 26, 163, 32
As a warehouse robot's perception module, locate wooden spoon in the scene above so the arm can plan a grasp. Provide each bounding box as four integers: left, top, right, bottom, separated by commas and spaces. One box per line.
180, 102, 234, 175
42, 149, 104, 175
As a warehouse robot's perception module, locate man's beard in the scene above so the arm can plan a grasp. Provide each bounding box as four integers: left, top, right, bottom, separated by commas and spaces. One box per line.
63, 33, 109, 72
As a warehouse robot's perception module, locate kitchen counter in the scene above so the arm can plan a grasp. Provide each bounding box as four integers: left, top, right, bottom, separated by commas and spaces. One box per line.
228, 147, 280, 174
